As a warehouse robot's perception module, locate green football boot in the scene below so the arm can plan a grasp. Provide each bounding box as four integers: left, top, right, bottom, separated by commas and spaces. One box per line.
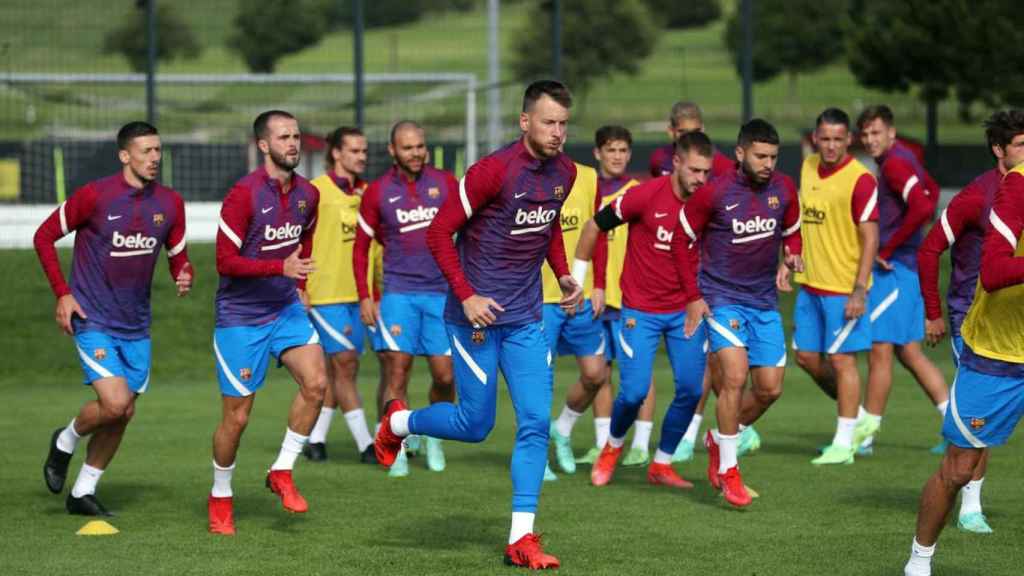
737, 426, 762, 456
957, 512, 993, 534
543, 462, 558, 482
575, 446, 601, 465
425, 436, 446, 472
672, 438, 695, 463
811, 443, 855, 466
388, 446, 409, 478
549, 423, 576, 474
621, 447, 649, 467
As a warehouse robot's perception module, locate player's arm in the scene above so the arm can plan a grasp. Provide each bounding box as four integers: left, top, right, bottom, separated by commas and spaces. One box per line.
166, 193, 193, 297
587, 192, 609, 318
980, 172, 1024, 291
353, 182, 383, 325
877, 158, 937, 263
547, 168, 583, 314
678, 185, 715, 336
847, 174, 879, 320
780, 177, 803, 271
294, 190, 319, 306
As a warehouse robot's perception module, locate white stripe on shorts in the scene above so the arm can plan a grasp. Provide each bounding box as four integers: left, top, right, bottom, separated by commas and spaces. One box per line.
948, 372, 986, 448
706, 317, 745, 348
309, 308, 355, 351
451, 333, 487, 385
213, 338, 252, 397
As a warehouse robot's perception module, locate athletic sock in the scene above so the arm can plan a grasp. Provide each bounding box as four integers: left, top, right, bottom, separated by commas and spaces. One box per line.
56, 417, 81, 454
308, 407, 335, 444
718, 433, 739, 474
935, 400, 949, 416
904, 539, 935, 576
607, 434, 625, 449
211, 460, 235, 498
960, 477, 984, 516
509, 511, 535, 544
594, 417, 611, 448
653, 449, 673, 465
390, 410, 411, 437
344, 408, 374, 452
270, 428, 308, 471
833, 417, 857, 448
70, 463, 103, 498
683, 414, 703, 444
631, 420, 653, 450
554, 405, 582, 438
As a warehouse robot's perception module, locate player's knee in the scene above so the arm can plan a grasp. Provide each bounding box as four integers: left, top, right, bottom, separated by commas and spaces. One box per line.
100, 396, 133, 422
461, 415, 495, 443
580, 371, 605, 393
942, 449, 982, 488
619, 385, 648, 407
226, 408, 249, 433
301, 374, 328, 404
795, 351, 818, 372
754, 383, 783, 405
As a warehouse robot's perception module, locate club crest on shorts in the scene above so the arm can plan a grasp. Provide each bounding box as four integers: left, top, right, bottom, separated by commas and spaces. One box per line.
239, 367, 252, 381
93, 348, 107, 361
553, 185, 565, 200
298, 200, 307, 213
343, 324, 353, 335
625, 318, 637, 329
428, 186, 440, 199
970, 417, 985, 430
768, 195, 780, 210
152, 213, 164, 225
390, 324, 402, 337
472, 329, 485, 344
730, 319, 741, 331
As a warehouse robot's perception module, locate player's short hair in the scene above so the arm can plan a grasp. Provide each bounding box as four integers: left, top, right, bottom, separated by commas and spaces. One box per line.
595, 125, 632, 149
670, 101, 703, 128
116, 121, 159, 150
389, 120, 423, 145
815, 107, 850, 130
737, 118, 780, 148
324, 126, 364, 170
522, 80, 573, 113
857, 105, 894, 130
984, 109, 1024, 151
675, 130, 713, 158
253, 110, 296, 141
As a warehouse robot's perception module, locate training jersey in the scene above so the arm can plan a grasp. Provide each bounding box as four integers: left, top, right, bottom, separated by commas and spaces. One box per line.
598, 174, 640, 310
795, 154, 878, 294
875, 141, 939, 269
215, 166, 319, 328
960, 165, 1024, 370
918, 168, 999, 332
680, 170, 801, 310
305, 172, 368, 305
427, 139, 576, 326
34, 173, 190, 339
353, 165, 456, 298
649, 144, 734, 179
542, 163, 602, 302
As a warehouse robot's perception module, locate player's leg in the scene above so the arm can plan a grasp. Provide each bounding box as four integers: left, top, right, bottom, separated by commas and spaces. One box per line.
706, 305, 753, 506
861, 265, 901, 451
550, 303, 605, 473
624, 379, 656, 466
576, 317, 619, 465
307, 303, 366, 461
896, 342, 949, 412
674, 366, 710, 462
957, 448, 992, 533
424, 354, 455, 472
734, 308, 786, 457
811, 352, 861, 465
333, 349, 376, 462
793, 289, 837, 399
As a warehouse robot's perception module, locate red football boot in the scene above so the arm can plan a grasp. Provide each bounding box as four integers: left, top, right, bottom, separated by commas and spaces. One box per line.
266, 469, 308, 513
504, 533, 560, 570
647, 462, 694, 489
375, 399, 408, 468
704, 429, 721, 490
590, 444, 622, 486
207, 495, 235, 535
718, 466, 753, 508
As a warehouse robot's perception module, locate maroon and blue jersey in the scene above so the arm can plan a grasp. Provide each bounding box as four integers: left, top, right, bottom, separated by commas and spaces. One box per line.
679, 170, 802, 310
649, 144, 734, 180
34, 173, 190, 339
876, 141, 939, 270
215, 166, 319, 328
426, 140, 577, 326
353, 165, 457, 297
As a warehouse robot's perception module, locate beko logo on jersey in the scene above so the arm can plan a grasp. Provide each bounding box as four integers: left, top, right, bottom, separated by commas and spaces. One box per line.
396, 206, 438, 224
511, 206, 557, 235
803, 206, 826, 224
653, 225, 674, 251
561, 211, 580, 232
731, 216, 776, 244
109, 231, 158, 257
261, 223, 303, 251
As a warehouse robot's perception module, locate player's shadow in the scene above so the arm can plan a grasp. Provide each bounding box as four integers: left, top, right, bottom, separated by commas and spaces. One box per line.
377, 513, 504, 550
836, 484, 920, 510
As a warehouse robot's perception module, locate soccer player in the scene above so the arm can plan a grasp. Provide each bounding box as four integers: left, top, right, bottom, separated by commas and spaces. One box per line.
37, 121, 192, 517
585, 131, 713, 491
353, 121, 457, 477
303, 126, 377, 464
648, 101, 734, 178
915, 110, 1024, 534
680, 119, 802, 508
207, 110, 327, 535
855, 105, 948, 454
902, 157, 1024, 576
375, 80, 581, 569
790, 108, 879, 465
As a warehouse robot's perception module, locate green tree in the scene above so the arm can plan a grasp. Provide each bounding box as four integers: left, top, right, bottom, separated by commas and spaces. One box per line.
322, 0, 425, 29
643, 0, 720, 29
512, 0, 657, 97
101, 3, 201, 72
229, 0, 327, 73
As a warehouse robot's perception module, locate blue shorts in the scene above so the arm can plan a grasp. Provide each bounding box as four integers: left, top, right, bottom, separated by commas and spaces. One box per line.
542, 301, 605, 358
602, 317, 621, 363
375, 292, 450, 356
213, 302, 320, 397
793, 289, 871, 354
869, 262, 925, 345
707, 304, 786, 367
943, 360, 1024, 448
309, 303, 366, 355
74, 331, 151, 393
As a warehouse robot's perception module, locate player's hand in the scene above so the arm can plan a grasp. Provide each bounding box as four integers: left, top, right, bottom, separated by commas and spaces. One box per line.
684, 298, 710, 338
55, 294, 86, 336
175, 263, 193, 297
590, 288, 606, 319
283, 247, 315, 280
783, 246, 804, 273
844, 286, 867, 320
297, 288, 311, 311
925, 317, 947, 347
776, 262, 794, 292
462, 294, 505, 328
359, 297, 378, 327
875, 255, 895, 271
558, 275, 583, 316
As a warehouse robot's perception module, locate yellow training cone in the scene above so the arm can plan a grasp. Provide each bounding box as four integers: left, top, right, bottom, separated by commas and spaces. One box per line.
76, 520, 119, 536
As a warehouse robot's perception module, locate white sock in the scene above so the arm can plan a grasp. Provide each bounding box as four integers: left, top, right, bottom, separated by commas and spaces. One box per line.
56, 417, 81, 454
390, 410, 411, 437
509, 511, 535, 544
718, 432, 739, 474
959, 477, 984, 516
344, 408, 374, 452
608, 434, 625, 449
308, 407, 336, 444
554, 405, 582, 438
833, 417, 857, 448
904, 538, 934, 576
271, 428, 308, 471
683, 414, 703, 443
211, 460, 235, 498
631, 420, 653, 450
594, 417, 610, 449
70, 463, 103, 498
653, 449, 673, 464
857, 405, 868, 421
374, 422, 381, 436
935, 400, 949, 416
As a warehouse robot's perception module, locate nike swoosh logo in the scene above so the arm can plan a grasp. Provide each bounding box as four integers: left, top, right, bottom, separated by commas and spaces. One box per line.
833, 328, 842, 336
107, 214, 122, 221
388, 196, 401, 203
654, 212, 667, 218
514, 192, 527, 199
262, 207, 273, 214
726, 203, 740, 211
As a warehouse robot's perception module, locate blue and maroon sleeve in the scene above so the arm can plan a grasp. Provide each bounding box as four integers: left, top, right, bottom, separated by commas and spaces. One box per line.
591, 188, 608, 290
781, 178, 802, 255
917, 185, 984, 320
165, 192, 192, 281
678, 182, 715, 243
33, 183, 99, 298
296, 188, 319, 290
216, 184, 282, 278
353, 181, 381, 299
878, 157, 937, 260
672, 225, 701, 303
980, 173, 1024, 291
850, 173, 879, 224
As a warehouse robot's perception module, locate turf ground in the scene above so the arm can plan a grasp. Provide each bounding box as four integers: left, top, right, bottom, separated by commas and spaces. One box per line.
1, 243, 1022, 575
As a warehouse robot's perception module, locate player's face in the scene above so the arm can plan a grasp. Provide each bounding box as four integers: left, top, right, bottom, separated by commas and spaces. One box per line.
994, 133, 1024, 172
594, 139, 631, 178
260, 116, 301, 172
673, 150, 713, 196
736, 141, 778, 185
120, 134, 161, 184
335, 134, 368, 177
860, 118, 895, 159
813, 122, 851, 167
520, 95, 569, 159
389, 127, 427, 177
669, 118, 702, 140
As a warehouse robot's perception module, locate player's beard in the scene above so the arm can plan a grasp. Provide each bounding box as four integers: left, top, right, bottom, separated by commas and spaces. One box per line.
526, 131, 559, 159
396, 156, 424, 178
129, 164, 157, 185
269, 148, 300, 173
741, 159, 771, 186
